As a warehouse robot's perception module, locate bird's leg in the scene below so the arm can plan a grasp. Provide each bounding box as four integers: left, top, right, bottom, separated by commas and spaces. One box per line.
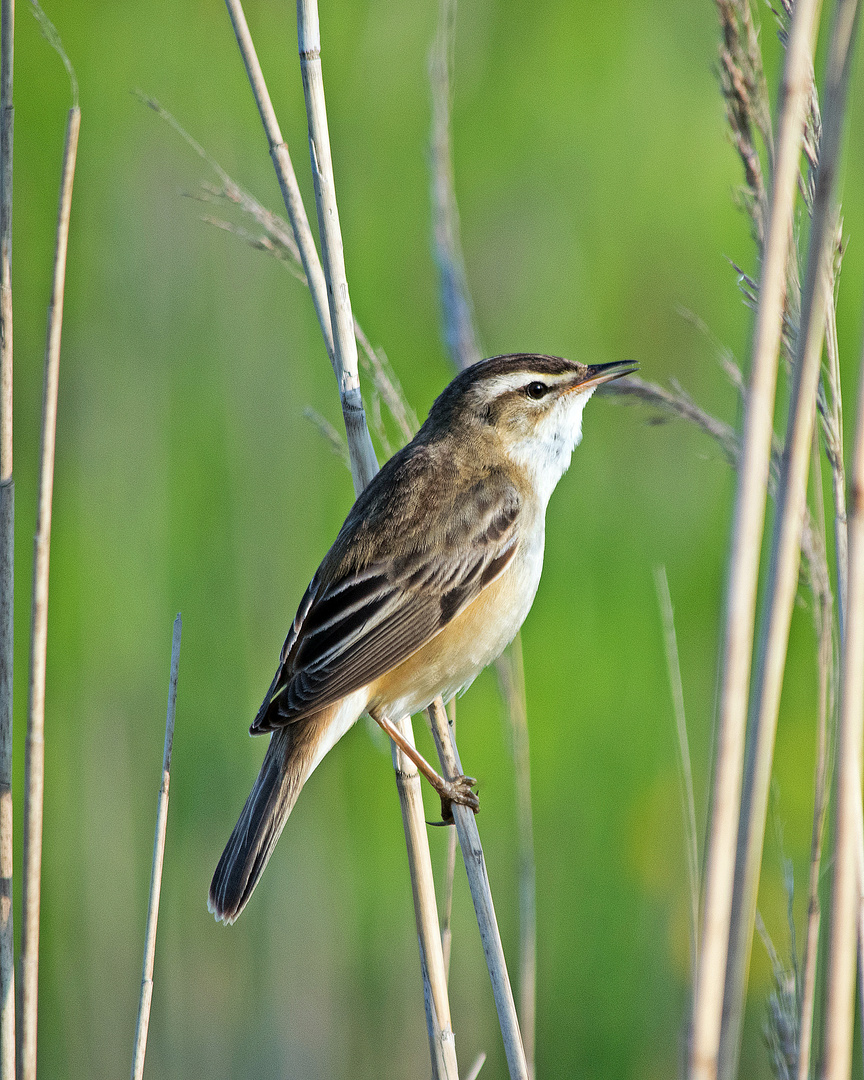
371, 710, 479, 820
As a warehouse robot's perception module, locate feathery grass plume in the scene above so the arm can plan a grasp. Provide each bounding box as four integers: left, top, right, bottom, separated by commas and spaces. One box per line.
715, 0, 772, 244
756, 906, 799, 1080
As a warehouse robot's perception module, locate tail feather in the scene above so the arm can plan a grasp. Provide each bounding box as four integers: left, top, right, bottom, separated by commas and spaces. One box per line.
209, 721, 322, 924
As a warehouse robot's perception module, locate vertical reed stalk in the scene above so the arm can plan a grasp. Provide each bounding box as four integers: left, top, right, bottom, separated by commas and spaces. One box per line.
390, 723, 457, 1079
222, 0, 376, 492
0, 0, 12, 1069
427, 698, 529, 1080
428, 3, 534, 1067
130, 615, 181, 1080
18, 101, 79, 1080
795, 435, 835, 1080
223, 2, 457, 1072
294, 3, 459, 1073
295, 0, 378, 491
688, 2, 822, 1076
719, 3, 860, 1073
821, 319, 864, 1080
439, 699, 458, 982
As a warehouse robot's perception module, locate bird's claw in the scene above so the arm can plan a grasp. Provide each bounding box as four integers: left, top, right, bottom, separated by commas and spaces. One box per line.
438, 773, 479, 823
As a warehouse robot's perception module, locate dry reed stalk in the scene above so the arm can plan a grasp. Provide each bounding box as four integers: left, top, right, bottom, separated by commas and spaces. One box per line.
221, 2, 458, 1073
795, 435, 835, 1080
439, 699, 458, 982
719, 0, 860, 1069
464, 1051, 487, 1080
0, 0, 12, 1070
295, 0, 378, 490
688, 1, 823, 1075
144, 93, 456, 1075
821, 323, 864, 1080
130, 615, 181, 1080
222, 0, 377, 493
494, 641, 535, 1078
426, 698, 529, 1080
428, 4, 534, 1067
429, 0, 481, 371
293, 3, 460, 1074
389, 725, 457, 1080
18, 98, 79, 1080
654, 566, 700, 985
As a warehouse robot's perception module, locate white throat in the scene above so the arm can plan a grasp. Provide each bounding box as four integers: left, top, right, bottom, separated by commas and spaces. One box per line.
505, 387, 595, 509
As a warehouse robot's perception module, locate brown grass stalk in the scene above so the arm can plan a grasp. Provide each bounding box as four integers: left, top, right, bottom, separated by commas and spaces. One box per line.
688, 1, 823, 1076
18, 98, 79, 1080
130, 614, 182, 1080
718, 0, 860, 1068
0, 0, 12, 1069
426, 698, 530, 1080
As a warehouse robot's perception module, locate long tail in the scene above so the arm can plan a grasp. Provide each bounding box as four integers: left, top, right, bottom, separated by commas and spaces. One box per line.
208, 719, 324, 924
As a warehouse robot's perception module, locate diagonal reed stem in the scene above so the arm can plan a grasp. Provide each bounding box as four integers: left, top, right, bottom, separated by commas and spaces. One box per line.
494, 640, 536, 1078
130, 614, 182, 1080
427, 698, 529, 1080
718, 2, 861, 1074
688, 1, 823, 1076
18, 100, 80, 1080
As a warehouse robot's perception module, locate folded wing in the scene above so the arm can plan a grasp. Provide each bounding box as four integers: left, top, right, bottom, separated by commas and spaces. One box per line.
252, 474, 521, 732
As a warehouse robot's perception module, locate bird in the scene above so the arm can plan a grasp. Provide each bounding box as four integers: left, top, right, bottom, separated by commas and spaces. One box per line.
209, 352, 635, 923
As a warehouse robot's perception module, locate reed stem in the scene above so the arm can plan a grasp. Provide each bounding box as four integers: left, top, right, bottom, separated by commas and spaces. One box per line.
427, 698, 529, 1080
130, 615, 182, 1080
821, 317, 864, 1080
0, 0, 13, 1071
688, 2, 822, 1076
718, 1, 860, 1069
18, 102, 80, 1080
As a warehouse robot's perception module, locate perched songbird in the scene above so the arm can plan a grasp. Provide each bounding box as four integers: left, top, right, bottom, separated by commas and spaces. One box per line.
209, 353, 635, 923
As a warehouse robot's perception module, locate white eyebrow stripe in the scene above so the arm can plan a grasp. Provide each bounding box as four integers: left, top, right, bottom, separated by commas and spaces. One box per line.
482, 371, 573, 397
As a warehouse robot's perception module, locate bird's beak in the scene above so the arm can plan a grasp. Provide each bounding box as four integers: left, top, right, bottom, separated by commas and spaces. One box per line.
573, 361, 638, 392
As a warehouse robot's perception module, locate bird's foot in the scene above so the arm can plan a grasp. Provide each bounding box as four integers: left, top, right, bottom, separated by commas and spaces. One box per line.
437, 773, 479, 824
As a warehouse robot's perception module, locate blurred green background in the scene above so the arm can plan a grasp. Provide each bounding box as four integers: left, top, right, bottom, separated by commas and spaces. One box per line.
11, 0, 864, 1076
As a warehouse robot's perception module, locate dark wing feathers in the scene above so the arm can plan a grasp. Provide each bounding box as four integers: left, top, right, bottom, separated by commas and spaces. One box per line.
252, 467, 521, 734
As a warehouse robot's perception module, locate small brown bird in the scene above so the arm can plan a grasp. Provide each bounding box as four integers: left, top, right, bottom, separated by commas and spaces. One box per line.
209, 353, 635, 923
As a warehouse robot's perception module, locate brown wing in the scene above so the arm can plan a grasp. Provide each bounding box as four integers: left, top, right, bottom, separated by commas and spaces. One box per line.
251, 473, 521, 733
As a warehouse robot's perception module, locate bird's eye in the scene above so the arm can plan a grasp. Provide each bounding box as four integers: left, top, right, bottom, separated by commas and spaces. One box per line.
525, 381, 547, 400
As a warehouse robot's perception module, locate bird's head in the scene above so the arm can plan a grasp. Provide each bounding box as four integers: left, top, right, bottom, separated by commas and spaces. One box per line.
424, 354, 637, 504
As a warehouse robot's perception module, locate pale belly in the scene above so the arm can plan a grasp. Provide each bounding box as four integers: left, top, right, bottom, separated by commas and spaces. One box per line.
369, 528, 545, 722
